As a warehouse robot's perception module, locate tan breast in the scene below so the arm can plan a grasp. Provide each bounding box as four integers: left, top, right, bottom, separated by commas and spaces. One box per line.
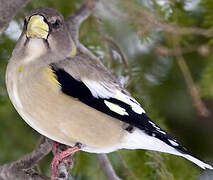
6, 64, 126, 151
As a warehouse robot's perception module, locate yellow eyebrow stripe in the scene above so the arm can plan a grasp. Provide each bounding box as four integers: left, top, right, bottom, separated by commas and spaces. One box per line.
44, 67, 60, 86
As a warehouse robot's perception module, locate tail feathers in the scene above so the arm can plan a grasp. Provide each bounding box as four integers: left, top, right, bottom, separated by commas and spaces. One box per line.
181, 154, 213, 170
123, 128, 213, 170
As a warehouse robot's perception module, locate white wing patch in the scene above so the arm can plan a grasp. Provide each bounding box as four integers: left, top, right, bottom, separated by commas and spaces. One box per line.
104, 100, 129, 116
82, 79, 114, 98
115, 91, 145, 114
169, 139, 179, 146
82, 79, 145, 115
148, 120, 166, 134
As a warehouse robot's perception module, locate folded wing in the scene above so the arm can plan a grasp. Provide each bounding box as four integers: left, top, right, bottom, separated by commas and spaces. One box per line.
50, 57, 213, 170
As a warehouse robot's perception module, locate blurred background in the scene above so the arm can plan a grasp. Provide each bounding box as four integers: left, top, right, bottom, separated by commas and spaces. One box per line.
0, 0, 213, 179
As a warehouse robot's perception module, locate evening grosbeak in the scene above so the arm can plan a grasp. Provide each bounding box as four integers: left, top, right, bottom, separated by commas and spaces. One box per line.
6, 7, 213, 180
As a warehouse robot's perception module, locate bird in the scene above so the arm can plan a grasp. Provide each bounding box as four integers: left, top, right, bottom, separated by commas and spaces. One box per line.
6, 6, 213, 180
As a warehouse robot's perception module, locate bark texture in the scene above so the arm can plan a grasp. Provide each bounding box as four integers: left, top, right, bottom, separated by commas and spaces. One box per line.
0, 0, 30, 36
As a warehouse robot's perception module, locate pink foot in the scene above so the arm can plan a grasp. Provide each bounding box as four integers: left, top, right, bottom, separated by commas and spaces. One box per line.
51, 143, 81, 180
52, 141, 60, 156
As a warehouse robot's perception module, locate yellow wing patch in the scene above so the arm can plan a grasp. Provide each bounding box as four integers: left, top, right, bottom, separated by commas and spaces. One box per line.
18, 66, 23, 72
44, 67, 60, 86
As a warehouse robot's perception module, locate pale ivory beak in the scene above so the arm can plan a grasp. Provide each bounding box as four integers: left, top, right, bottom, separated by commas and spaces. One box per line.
26, 15, 49, 39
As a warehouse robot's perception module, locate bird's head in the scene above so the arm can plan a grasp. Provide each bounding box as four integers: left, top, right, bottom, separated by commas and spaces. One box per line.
25, 7, 64, 39
14, 7, 75, 61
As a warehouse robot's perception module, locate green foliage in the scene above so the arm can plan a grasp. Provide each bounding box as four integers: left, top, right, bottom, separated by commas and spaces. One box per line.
200, 0, 213, 28
200, 55, 213, 98
0, 0, 213, 179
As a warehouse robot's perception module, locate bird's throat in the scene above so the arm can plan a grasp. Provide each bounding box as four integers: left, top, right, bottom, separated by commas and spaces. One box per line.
24, 38, 48, 62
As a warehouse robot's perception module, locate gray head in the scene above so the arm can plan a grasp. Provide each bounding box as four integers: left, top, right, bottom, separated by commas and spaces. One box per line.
13, 7, 74, 61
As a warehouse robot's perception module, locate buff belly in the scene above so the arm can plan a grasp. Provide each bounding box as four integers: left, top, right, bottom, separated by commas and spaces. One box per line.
6, 65, 126, 153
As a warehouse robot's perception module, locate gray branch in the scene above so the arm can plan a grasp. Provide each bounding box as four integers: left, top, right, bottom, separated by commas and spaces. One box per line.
66, 0, 100, 46
57, 163, 69, 180
0, 0, 31, 36
0, 138, 52, 180
97, 154, 121, 180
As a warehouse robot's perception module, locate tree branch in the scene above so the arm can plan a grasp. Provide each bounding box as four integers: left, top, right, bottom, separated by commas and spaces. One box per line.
97, 154, 121, 180
57, 163, 69, 180
172, 36, 210, 117
105, 0, 213, 38
155, 44, 212, 57
100, 35, 134, 90
0, 138, 52, 180
101, 36, 131, 76
66, 0, 100, 47
66, 0, 106, 63
116, 152, 138, 180
0, 0, 31, 36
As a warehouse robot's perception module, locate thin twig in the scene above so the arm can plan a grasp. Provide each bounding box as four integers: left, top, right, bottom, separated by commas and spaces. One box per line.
177, 55, 210, 117
97, 154, 121, 180
66, 0, 100, 45
116, 152, 139, 180
169, 8, 210, 118
100, 36, 133, 91
105, 0, 213, 37
101, 36, 131, 75
66, 0, 101, 62
155, 44, 212, 57
172, 37, 210, 117
71, 0, 100, 26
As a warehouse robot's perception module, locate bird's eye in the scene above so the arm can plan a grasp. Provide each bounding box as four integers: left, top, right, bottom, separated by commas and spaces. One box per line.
51, 20, 61, 29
